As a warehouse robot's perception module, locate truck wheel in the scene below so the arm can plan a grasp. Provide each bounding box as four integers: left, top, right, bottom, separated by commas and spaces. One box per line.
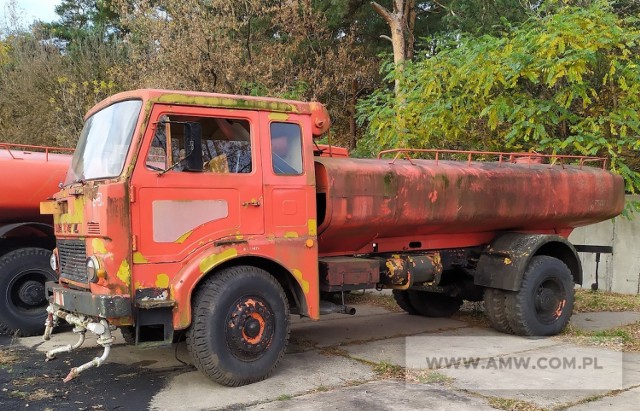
407, 291, 463, 317
483, 288, 513, 334
186, 266, 290, 386
505, 256, 574, 336
392, 290, 418, 314
0, 248, 57, 336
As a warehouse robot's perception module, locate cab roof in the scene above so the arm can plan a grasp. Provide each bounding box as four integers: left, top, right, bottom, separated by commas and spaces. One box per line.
85, 89, 318, 120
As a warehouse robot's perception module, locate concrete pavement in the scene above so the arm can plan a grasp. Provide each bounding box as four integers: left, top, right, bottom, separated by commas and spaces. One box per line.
9, 301, 640, 411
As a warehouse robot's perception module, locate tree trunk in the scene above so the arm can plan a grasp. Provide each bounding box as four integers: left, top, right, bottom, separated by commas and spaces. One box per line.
371, 0, 408, 95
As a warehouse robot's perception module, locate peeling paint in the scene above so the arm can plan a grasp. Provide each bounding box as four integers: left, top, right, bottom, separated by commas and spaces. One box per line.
268, 112, 290, 121
155, 273, 170, 288
92, 238, 107, 254
308, 219, 317, 236
199, 248, 238, 274
117, 260, 131, 287
154, 94, 300, 113
292, 269, 310, 294
133, 252, 148, 264
175, 230, 193, 244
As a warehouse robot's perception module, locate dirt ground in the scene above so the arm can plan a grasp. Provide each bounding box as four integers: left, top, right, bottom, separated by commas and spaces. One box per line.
0, 334, 189, 411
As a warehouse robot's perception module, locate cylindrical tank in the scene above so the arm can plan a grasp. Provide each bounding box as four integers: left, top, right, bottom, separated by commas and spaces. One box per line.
0, 146, 71, 224
314, 157, 625, 255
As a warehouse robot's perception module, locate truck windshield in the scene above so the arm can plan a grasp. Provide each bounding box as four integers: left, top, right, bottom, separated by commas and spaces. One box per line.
65, 100, 142, 184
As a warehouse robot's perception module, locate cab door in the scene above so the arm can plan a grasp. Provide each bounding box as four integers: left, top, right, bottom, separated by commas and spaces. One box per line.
130, 105, 263, 263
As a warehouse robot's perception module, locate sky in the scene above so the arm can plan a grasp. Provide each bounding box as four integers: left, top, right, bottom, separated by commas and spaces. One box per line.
0, 0, 61, 25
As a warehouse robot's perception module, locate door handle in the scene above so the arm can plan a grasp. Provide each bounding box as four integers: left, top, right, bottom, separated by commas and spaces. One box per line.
242, 199, 261, 207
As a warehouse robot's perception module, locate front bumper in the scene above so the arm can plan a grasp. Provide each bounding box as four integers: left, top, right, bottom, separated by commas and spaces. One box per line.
46, 282, 132, 318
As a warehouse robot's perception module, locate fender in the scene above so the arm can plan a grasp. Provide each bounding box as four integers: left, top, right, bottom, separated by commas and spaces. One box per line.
0, 222, 54, 238
475, 232, 582, 291
169, 242, 312, 330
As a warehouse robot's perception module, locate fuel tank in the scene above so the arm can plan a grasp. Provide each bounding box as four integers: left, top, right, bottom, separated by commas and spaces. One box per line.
0, 145, 71, 224
314, 157, 625, 255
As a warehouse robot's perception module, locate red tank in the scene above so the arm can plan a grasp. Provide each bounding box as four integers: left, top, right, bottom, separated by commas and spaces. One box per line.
314, 152, 625, 256
0, 144, 72, 224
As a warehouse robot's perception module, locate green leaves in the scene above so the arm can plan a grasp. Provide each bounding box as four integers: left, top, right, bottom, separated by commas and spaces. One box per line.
357, 0, 640, 197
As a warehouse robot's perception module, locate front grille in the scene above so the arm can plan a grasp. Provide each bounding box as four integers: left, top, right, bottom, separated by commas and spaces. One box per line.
58, 239, 87, 283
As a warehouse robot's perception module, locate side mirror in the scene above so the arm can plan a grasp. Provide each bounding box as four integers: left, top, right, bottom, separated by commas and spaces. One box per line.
183, 122, 203, 171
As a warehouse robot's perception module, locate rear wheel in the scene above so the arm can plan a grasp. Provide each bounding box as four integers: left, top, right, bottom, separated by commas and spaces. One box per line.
505, 256, 574, 336
483, 288, 513, 334
187, 266, 290, 386
407, 291, 463, 317
392, 290, 418, 314
0, 248, 57, 336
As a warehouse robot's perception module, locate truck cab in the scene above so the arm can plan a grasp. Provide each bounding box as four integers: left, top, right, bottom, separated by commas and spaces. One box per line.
42, 90, 330, 382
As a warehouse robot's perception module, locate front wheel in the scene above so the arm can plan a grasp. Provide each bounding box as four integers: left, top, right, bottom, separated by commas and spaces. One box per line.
186, 266, 290, 386
505, 256, 574, 336
0, 248, 57, 336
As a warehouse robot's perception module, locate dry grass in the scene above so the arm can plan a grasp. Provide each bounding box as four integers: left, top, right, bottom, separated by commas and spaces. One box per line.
487, 397, 547, 411
574, 289, 640, 313
407, 370, 454, 385
8, 388, 54, 402
561, 321, 640, 352
0, 348, 20, 368
373, 360, 406, 379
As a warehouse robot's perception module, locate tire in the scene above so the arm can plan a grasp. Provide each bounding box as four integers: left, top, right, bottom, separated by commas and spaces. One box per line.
407, 291, 463, 317
186, 266, 290, 386
0, 247, 57, 337
483, 288, 513, 334
392, 290, 418, 314
505, 256, 574, 336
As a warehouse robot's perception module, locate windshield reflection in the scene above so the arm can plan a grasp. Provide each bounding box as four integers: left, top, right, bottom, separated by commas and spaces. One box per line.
66, 100, 142, 184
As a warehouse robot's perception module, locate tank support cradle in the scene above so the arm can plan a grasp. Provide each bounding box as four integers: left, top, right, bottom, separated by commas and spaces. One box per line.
42, 304, 115, 382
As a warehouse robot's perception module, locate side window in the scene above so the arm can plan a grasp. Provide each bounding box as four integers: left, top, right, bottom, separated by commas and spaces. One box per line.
270, 122, 303, 175
145, 115, 252, 174
146, 116, 169, 170
202, 118, 252, 174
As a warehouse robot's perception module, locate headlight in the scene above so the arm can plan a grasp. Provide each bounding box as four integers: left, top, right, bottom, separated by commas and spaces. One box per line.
86, 256, 102, 283
50, 250, 58, 272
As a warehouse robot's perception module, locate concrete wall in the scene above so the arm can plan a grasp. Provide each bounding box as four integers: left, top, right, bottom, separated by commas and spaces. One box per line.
568, 195, 640, 294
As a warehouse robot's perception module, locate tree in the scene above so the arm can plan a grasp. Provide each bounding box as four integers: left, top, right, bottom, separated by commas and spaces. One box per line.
357, 1, 640, 200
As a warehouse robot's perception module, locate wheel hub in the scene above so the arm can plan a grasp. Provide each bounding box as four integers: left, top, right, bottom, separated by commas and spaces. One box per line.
226, 297, 274, 361
18, 280, 46, 307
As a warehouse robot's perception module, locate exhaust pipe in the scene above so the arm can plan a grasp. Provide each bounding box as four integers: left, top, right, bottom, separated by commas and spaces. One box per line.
319, 300, 356, 315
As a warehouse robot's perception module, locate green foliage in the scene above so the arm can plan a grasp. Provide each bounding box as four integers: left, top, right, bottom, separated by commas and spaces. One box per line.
357, 1, 640, 195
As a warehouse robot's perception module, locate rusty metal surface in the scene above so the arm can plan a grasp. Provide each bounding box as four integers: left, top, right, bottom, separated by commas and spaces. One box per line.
47, 282, 132, 318
0, 145, 71, 224
319, 257, 379, 291
315, 157, 625, 256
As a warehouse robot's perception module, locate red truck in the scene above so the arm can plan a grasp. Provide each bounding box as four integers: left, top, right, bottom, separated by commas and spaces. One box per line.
40, 89, 624, 385
0, 144, 71, 336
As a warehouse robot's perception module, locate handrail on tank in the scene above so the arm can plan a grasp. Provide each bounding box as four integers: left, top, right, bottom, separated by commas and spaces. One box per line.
377, 148, 608, 170
0, 143, 74, 161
